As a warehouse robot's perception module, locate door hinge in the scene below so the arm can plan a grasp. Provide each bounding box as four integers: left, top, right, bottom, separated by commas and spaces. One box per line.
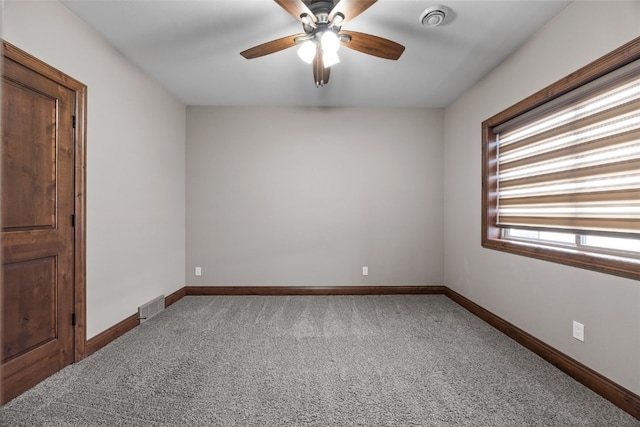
71, 214, 76, 227
71, 313, 76, 326
72, 115, 76, 128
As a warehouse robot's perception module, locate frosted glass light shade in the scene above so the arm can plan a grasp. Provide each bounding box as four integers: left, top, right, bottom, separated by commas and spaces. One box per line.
321, 31, 340, 54
297, 40, 316, 64
323, 51, 340, 67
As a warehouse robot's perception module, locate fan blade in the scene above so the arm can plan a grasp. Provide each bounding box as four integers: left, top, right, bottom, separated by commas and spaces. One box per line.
329, 0, 377, 24
312, 47, 330, 86
340, 30, 405, 60
240, 34, 305, 59
273, 0, 317, 23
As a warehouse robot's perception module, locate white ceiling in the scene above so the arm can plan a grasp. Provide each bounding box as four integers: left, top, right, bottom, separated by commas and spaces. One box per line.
61, 0, 571, 108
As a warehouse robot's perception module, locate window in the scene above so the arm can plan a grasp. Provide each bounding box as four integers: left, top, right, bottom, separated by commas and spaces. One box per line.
502, 229, 640, 257
482, 37, 640, 281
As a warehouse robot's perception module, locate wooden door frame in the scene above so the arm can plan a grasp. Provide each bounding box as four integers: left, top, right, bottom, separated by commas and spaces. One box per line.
2, 40, 87, 362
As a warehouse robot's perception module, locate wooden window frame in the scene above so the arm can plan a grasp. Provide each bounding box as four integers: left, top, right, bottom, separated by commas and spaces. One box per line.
482, 37, 640, 282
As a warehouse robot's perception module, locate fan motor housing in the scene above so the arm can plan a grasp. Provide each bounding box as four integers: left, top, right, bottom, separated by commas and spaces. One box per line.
310, 1, 334, 22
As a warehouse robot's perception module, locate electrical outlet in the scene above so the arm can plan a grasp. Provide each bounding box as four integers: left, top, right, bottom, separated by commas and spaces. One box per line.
195, 266, 202, 276
573, 320, 584, 342
362, 266, 369, 276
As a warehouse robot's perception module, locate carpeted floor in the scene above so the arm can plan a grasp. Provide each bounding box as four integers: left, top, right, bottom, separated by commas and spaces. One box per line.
1, 295, 638, 426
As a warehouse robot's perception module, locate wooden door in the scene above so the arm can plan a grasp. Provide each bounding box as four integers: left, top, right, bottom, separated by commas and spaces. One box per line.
1, 41, 86, 404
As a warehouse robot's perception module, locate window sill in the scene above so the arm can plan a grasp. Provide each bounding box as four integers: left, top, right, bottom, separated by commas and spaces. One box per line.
482, 236, 640, 281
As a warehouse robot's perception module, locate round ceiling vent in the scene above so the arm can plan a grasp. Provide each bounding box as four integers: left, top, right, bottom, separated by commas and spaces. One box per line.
420, 6, 447, 27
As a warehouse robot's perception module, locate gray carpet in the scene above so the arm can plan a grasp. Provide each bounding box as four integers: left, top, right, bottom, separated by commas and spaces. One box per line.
1, 295, 638, 426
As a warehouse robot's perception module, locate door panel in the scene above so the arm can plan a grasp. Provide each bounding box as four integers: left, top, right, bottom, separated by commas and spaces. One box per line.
2, 81, 57, 230
1, 53, 76, 403
2, 257, 57, 361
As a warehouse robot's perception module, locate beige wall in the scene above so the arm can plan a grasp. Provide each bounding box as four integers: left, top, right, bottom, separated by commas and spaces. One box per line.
186, 106, 444, 287
4, 1, 187, 338
444, 1, 640, 394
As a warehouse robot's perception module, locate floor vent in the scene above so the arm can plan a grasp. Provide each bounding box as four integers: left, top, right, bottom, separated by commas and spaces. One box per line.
138, 295, 165, 323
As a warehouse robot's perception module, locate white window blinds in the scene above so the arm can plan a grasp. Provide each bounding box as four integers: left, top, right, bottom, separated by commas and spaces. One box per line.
494, 59, 640, 236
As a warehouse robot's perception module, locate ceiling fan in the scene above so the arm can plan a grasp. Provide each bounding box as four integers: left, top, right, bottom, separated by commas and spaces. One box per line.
240, 0, 405, 87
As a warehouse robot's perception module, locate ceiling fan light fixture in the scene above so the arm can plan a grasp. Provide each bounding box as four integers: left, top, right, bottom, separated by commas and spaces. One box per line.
297, 40, 317, 64
323, 51, 340, 68
300, 13, 316, 28
331, 12, 345, 27
241, 0, 406, 86
320, 30, 340, 54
